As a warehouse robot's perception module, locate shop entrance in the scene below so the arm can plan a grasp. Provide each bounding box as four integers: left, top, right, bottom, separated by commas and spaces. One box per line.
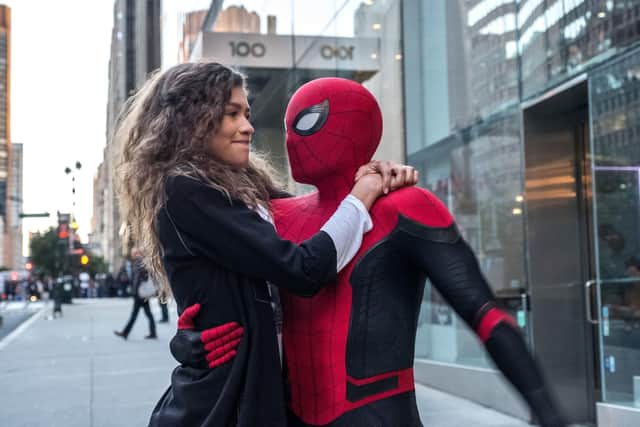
522, 77, 599, 425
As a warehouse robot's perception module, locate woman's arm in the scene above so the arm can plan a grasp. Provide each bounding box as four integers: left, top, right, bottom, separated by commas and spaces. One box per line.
165, 176, 367, 296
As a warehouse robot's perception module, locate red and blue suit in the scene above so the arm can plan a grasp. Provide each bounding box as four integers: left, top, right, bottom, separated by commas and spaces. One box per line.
171, 78, 566, 427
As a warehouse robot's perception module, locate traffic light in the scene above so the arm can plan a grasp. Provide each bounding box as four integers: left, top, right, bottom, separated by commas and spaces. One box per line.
80, 254, 90, 266
57, 213, 71, 243
25, 261, 33, 271
57, 222, 69, 240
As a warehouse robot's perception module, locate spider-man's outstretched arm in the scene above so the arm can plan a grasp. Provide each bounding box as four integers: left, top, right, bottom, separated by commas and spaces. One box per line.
392, 197, 566, 427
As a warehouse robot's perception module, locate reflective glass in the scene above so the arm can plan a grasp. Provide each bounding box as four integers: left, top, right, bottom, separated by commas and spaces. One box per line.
590, 47, 640, 408
405, 1, 527, 369
410, 107, 528, 368
520, 0, 640, 99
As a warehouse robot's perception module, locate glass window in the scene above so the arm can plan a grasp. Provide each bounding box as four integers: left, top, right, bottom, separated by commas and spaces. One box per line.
410, 107, 527, 367
520, 0, 640, 100
590, 47, 640, 409
405, 0, 527, 369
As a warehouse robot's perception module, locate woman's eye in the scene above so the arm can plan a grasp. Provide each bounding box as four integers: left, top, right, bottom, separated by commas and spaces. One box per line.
226, 111, 238, 117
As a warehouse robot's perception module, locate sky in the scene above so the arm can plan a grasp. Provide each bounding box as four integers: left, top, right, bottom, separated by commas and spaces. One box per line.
6, 0, 115, 252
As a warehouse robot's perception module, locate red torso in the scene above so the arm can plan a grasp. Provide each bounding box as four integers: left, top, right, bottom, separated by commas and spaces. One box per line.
272, 187, 453, 425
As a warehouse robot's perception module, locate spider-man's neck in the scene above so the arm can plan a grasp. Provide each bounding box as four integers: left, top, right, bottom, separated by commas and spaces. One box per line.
312, 173, 354, 204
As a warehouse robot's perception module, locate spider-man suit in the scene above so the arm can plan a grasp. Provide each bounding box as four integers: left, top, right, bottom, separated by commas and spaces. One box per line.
170, 78, 566, 427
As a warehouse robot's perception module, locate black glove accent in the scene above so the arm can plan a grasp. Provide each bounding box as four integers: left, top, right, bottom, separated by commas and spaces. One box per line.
170, 329, 208, 369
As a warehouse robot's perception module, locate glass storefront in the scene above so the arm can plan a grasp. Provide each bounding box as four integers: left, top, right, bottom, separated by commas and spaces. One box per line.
591, 48, 640, 408
405, 0, 527, 370
404, 0, 640, 401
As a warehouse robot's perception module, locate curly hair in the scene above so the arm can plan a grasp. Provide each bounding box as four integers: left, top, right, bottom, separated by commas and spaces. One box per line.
114, 62, 282, 301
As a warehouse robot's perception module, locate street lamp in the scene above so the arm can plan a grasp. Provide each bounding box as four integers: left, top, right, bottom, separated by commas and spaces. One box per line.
64, 161, 82, 216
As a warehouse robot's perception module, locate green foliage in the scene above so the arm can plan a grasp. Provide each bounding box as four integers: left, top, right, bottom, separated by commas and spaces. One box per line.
87, 254, 109, 276
30, 228, 108, 276
29, 227, 60, 276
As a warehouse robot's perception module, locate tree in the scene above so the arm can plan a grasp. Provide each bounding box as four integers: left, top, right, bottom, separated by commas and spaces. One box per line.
87, 254, 109, 276
29, 227, 59, 276
31, 228, 109, 277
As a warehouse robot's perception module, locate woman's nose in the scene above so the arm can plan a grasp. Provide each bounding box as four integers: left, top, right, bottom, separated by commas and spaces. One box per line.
240, 116, 254, 135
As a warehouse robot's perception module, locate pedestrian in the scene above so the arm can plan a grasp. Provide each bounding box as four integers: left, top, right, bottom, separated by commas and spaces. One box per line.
52, 278, 63, 318
114, 62, 416, 426
113, 247, 157, 340
116, 267, 130, 297
157, 299, 169, 323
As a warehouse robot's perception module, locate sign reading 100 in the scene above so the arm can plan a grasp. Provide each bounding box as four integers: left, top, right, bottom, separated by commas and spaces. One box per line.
229, 41, 266, 58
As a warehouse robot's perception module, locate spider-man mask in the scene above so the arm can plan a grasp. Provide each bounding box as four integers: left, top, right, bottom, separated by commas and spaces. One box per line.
284, 78, 383, 187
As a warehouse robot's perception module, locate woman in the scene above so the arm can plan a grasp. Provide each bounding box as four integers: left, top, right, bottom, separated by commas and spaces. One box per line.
115, 62, 416, 426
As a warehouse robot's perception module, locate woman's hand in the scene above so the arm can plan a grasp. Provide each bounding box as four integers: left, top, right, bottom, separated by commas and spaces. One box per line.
355, 160, 418, 194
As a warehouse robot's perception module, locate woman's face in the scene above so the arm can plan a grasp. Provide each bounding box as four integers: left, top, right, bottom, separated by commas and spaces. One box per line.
207, 86, 254, 168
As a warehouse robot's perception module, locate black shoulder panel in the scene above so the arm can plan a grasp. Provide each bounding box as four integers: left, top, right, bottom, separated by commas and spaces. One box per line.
396, 214, 461, 244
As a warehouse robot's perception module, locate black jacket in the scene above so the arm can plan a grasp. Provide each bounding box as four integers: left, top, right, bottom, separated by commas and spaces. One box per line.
149, 175, 337, 427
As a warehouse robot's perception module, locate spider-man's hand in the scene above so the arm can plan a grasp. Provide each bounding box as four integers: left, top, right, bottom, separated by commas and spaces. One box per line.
170, 303, 243, 369
354, 160, 418, 194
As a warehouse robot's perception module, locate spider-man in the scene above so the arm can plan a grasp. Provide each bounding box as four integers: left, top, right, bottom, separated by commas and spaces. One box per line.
170, 78, 566, 426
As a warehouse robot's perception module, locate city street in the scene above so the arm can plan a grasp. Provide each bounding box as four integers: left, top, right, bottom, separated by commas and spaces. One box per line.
0, 298, 529, 427
0, 301, 43, 341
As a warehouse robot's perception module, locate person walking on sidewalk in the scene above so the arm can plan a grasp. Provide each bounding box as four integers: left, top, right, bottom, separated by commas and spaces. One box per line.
114, 247, 157, 340
113, 61, 416, 427
157, 298, 169, 323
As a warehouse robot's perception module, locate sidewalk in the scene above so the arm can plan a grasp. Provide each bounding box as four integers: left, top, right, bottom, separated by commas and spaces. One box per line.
0, 298, 529, 426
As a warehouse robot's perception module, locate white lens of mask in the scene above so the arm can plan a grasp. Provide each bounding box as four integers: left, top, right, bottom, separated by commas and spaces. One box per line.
295, 112, 321, 131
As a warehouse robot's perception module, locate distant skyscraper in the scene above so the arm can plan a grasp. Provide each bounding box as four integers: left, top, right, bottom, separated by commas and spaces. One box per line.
0, 5, 12, 268
267, 15, 276, 35
97, 0, 161, 272
179, 10, 208, 63
213, 5, 260, 33
9, 142, 21, 269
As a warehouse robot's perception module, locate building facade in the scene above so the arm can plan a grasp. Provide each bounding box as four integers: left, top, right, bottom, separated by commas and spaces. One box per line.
179, 10, 208, 64
0, 5, 11, 268
179, 0, 640, 424
403, 1, 640, 425
97, 0, 161, 272
212, 5, 260, 33
9, 142, 21, 269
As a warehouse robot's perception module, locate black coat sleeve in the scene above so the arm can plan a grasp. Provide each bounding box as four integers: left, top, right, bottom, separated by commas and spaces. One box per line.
164, 176, 337, 297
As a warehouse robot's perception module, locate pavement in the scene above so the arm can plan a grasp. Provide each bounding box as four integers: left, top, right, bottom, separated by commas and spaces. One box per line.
0, 298, 530, 427
0, 300, 43, 341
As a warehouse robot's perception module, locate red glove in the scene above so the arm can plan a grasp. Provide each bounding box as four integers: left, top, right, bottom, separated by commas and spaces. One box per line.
171, 303, 243, 368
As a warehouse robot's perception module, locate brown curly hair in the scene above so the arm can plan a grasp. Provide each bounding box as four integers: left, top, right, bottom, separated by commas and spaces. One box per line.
114, 62, 282, 300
